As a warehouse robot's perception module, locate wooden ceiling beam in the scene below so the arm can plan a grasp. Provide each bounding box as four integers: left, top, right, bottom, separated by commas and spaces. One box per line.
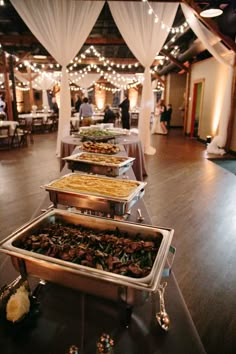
182, 0, 236, 53
160, 49, 190, 72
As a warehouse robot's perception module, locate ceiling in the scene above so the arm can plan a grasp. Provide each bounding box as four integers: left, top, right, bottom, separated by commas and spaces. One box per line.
0, 0, 235, 80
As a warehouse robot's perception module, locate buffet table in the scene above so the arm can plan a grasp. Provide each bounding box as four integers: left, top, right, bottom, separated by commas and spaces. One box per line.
60, 133, 147, 181
0, 150, 206, 354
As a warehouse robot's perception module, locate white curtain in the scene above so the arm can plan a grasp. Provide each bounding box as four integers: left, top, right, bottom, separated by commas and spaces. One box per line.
109, 1, 178, 154
11, 0, 104, 155
181, 3, 234, 155
32, 73, 56, 109
69, 73, 101, 96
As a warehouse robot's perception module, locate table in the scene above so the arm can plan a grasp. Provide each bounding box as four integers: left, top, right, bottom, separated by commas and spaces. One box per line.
0, 120, 19, 135
18, 112, 53, 123
60, 133, 147, 181
0, 158, 206, 354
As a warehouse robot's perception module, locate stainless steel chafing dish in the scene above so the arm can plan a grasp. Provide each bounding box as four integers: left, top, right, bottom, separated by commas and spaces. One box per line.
42, 173, 146, 216
63, 152, 135, 177
0, 209, 174, 305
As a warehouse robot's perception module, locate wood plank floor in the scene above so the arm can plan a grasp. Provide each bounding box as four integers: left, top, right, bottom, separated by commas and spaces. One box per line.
0, 129, 236, 354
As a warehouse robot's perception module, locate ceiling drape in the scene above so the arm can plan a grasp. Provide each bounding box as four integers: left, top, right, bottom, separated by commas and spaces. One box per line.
11, 0, 104, 156
32, 73, 56, 109
181, 3, 235, 155
69, 73, 101, 96
108, 1, 178, 154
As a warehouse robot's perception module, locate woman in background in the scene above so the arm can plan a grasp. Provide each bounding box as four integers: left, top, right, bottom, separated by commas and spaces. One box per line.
160, 101, 168, 135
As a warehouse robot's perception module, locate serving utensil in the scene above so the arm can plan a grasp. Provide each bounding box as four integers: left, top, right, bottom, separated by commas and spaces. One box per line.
156, 282, 170, 331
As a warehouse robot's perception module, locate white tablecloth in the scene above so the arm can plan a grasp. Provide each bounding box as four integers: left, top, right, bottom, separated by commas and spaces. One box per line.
0, 120, 19, 134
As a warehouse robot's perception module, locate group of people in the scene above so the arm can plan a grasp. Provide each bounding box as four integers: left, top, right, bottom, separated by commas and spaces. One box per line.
68, 93, 173, 133
72, 93, 131, 129
152, 100, 172, 135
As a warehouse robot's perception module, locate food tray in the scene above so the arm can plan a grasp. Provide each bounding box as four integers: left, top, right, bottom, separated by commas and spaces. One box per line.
80, 141, 121, 155
0, 209, 174, 305
42, 173, 146, 216
63, 152, 135, 176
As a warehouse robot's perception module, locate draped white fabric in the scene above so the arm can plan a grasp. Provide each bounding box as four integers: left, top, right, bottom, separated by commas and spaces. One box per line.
181, 4, 234, 154
69, 73, 101, 96
108, 1, 178, 154
15, 72, 54, 109
11, 0, 104, 155
33, 73, 56, 109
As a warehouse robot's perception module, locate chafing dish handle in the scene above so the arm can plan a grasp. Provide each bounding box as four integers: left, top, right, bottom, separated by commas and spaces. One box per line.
162, 245, 176, 277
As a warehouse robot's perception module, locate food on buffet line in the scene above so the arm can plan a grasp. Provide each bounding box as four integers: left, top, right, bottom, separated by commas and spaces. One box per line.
6, 285, 30, 323
0, 277, 31, 323
14, 222, 162, 278
49, 174, 139, 198
79, 129, 114, 137
81, 141, 120, 154
74, 153, 128, 165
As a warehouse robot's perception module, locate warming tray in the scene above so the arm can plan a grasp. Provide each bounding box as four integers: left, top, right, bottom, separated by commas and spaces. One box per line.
80, 141, 122, 154
42, 173, 146, 216
63, 152, 135, 176
0, 209, 174, 305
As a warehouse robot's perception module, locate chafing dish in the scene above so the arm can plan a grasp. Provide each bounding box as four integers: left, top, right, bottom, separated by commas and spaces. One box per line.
42, 173, 146, 216
80, 141, 122, 154
0, 209, 174, 305
63, 152, 135, 176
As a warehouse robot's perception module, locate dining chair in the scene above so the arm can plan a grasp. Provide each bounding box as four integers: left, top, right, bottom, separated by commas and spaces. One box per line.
44, 116, 54, 132
0, 125, 10, 149
18, 118, 34, 144
32, 117, 44, 133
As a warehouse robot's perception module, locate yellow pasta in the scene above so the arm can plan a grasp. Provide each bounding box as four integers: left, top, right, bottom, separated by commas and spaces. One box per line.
50, 174, 139, 198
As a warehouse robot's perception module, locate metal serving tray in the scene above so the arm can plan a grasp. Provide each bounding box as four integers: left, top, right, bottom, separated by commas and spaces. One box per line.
42, 173, 146, 216
0, 209, 174, 305
63, 152, 135, 176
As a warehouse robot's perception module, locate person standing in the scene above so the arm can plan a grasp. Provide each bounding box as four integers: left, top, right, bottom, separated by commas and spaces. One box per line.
166, 104, 172, 130
151, 100, 162, 134
0, 94, 6, 119
119, 93, 130, 129
159, 102, 168, 135
75, 95, 82, 113
79, 97, 93, 126
51, 97, 59, 115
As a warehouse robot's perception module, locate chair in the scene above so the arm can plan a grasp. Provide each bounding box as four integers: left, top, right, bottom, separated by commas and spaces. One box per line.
44, 116, 54, 133
32, 117, 44, 133
18, 118, 34, 144
0, 125, 10, 149
70, 121, 79, 135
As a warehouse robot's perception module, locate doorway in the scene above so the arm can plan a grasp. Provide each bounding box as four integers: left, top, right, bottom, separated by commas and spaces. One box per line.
190, 80, 204, 138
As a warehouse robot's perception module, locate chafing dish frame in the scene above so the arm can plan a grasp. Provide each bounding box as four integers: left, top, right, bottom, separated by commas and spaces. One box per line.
0, 209, 174, 305
63, 152, 135, 177
42, 173, 147, 216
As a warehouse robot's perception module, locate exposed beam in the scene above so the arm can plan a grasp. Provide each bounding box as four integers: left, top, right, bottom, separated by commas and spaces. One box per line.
160, 49, 190, 72
182, 0, 236, 53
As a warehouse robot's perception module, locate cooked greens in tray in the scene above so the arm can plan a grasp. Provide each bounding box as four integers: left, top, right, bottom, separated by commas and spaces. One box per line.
13, 222, 162, 278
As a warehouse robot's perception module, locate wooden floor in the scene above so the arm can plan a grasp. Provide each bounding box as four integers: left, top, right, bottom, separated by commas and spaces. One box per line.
1, 129, 236, 354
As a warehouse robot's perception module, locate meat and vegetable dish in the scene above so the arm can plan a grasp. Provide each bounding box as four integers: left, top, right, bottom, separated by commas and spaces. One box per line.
81, 141, 120, 154
13, 222, 162, 278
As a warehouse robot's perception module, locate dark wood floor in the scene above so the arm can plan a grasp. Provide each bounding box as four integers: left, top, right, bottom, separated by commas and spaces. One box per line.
0, 129, 236, 354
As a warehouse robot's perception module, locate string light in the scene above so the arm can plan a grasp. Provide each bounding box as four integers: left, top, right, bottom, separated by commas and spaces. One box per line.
142, 0, 188, 33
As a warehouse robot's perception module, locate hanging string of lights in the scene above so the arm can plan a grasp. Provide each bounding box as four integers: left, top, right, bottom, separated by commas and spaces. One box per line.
142, 0, 188, 34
